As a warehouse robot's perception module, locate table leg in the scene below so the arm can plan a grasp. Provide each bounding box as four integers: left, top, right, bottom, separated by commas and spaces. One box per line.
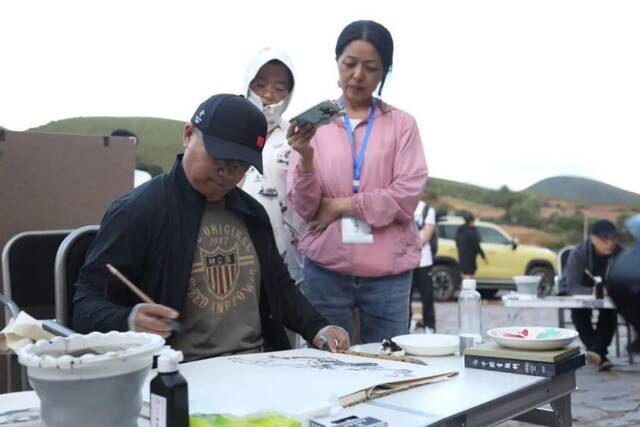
514, 394, 572, 427
550, 393, 572, 426
468, 371, 576, 426
508, 309, 523, 324
626, 321, 634, 364
558, 308, 566, 328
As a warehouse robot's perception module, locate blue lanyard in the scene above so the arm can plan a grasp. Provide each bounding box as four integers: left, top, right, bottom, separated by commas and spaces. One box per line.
341, 99, 376, 193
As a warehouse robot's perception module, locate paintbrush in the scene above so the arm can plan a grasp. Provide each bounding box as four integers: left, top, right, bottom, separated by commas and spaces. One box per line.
338, 349, 428, 366
106, 263, 182, 333
584, 269, 603, 284
584, 268, 605, 299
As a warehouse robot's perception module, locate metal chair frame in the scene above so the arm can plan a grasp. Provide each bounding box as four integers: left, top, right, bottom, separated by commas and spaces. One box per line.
54, 225, 100, 327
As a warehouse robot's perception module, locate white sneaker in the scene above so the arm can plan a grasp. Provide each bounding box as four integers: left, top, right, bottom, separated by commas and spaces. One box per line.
409, 318, 417, 333
424, 327, 435, 334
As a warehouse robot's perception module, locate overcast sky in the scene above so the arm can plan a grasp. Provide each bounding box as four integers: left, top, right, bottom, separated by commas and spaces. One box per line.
1, 0, 639, 194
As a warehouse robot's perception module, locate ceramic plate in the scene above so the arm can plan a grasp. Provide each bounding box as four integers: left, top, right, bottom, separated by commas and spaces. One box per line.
391, 334, 459, 356
487, 326, 578, 350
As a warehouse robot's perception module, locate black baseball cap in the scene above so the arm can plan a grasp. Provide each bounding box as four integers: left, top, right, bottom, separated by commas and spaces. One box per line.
191, 94, 267, 173
591, 219, 618, 238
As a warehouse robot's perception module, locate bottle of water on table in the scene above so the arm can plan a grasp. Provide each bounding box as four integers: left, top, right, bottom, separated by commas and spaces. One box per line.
458, 279, 482, 355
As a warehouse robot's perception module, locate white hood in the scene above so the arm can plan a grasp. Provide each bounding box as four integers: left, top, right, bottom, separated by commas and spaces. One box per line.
243, 47, 295, 130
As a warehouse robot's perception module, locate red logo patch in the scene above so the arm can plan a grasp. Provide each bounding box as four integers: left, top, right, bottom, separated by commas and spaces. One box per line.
256, 136, 265, 148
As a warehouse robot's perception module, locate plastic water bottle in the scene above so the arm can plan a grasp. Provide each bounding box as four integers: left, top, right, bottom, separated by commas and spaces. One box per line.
458, 279, 482, 355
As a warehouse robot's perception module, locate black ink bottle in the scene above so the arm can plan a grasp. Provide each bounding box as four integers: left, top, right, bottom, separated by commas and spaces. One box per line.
150, 349, 189, 427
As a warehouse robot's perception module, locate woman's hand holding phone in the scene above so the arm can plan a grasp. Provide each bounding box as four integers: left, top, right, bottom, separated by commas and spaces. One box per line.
287, 122, 316, 170
288, 100, 343, 171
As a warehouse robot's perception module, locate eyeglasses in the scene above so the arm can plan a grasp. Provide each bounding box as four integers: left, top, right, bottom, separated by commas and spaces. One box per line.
250, 79, 290, 103
213, 159, 251, 175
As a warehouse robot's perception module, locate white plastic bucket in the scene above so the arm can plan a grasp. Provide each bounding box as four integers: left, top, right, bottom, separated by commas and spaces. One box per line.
513, 275, 542, 296
17, 331, 164, 427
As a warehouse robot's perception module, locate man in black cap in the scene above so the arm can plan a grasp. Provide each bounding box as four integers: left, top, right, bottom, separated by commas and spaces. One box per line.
564, 219, 624, 371
73, 94, 349, 361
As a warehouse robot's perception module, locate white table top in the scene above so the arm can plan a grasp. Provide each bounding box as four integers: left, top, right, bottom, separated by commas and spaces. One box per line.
0, 391, 150, 427
502, 293, 616, 309
0, 391, 39, 413
0, 344, 574, 427
350, 343, 548, 423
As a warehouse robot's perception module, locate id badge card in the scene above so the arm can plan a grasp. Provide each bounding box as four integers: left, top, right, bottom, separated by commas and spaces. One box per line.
341, 215, 373, 244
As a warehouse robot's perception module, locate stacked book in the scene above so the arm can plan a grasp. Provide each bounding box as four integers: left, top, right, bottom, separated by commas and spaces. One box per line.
464, 342, 585, 377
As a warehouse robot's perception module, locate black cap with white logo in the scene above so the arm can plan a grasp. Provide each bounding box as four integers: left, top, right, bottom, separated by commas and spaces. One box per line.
191, 94, 267, 173
591, 219, 618, 238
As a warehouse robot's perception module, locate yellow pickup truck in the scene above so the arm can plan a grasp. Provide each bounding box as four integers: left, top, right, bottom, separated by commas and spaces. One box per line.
432, 216, 557, 300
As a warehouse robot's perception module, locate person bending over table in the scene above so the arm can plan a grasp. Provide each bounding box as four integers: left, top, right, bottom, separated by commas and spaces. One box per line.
563, 219, 623, 371
72, 94, 349, 362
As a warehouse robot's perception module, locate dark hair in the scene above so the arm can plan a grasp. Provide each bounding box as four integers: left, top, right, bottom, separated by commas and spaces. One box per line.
335, 20, 394, 96
110, 128, 139, 144
264, 59, 295, 92
462, 211, 475, 224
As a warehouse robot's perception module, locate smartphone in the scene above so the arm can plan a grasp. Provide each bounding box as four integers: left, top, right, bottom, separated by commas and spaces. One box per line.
289, 100, 345, 128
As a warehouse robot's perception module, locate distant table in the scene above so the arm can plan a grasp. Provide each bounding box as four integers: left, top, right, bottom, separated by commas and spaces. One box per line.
502, 294, 616, 311
502, 294, 633, 363
502, 293, 615, 328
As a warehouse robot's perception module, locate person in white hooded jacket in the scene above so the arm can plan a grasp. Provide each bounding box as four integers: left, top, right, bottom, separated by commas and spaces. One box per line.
241, 48, 305, 285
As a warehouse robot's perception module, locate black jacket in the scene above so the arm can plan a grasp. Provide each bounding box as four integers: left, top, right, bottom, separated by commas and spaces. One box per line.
455, 224, 485, 274
563, 239, 623, 295
72, 156, 328, 351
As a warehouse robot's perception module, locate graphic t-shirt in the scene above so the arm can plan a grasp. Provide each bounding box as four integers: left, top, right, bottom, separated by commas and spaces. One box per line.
170, 200, 263, 361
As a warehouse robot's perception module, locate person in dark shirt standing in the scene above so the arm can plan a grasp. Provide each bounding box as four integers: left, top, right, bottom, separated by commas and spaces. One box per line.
455, 212, 487, 280
564, 219, 623, 371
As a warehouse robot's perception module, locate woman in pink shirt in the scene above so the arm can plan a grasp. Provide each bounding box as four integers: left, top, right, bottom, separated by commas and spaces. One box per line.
287, 20, 428, 343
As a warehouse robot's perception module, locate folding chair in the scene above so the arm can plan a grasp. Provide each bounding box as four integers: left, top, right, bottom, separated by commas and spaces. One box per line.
1, 229, 75, 391
54, 225, 100, 327
2, 230, 72, 324
0, 292, 20, 320
553, 245, 574, 296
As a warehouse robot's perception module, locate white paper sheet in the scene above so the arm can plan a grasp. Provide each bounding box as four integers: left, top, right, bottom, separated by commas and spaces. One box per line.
143, 348, 455, 418
0, 311, 55, 353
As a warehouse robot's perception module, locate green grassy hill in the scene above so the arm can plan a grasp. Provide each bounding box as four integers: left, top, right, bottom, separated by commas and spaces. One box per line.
19, 116, 640, 249
426, 177, 496, 205
526, 176, 640, 208
30, 117, 184, 174
26, 116, 640, 218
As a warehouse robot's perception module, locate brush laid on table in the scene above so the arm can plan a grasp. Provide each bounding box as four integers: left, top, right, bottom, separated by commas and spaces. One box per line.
338, 349, 428, 365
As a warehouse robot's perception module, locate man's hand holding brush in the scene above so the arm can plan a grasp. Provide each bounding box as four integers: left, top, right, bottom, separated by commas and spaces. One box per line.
106, 264, 181, 338
128, 304, 180, 338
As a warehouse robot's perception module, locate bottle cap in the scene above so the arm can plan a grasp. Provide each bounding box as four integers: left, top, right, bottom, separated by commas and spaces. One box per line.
157, 349, 184, 373
462, 279, 477, 290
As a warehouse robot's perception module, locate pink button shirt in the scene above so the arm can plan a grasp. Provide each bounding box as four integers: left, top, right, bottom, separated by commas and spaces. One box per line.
287, 103, 428, 277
